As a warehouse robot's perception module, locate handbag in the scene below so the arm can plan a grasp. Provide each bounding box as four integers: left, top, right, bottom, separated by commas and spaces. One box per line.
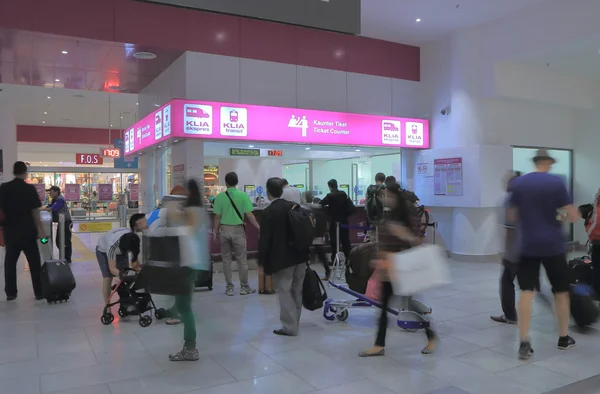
389, 244, 450, 296
225, 191, 245, 229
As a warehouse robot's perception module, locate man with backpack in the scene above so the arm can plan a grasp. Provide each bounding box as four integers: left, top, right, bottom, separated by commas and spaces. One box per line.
258, 178, 311, 336
365, 172, 386, 225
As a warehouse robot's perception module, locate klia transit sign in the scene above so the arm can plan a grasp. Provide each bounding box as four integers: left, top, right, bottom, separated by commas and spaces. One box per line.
124, 99, 429, 155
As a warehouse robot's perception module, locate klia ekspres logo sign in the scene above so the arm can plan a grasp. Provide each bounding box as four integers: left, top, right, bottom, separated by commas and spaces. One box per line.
184, 104, 212, 135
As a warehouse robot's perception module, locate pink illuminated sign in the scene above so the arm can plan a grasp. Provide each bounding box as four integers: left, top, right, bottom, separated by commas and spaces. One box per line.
125, 99, 429, 155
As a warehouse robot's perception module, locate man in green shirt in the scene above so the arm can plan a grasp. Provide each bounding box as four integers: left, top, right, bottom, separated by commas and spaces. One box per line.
213, 172, 260, 296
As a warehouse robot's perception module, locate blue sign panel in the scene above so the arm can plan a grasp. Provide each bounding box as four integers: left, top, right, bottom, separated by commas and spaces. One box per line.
113, 139, 138, 169
256, 186, 264, 195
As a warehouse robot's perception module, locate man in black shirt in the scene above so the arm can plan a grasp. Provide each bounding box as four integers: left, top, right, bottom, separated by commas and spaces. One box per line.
0, 162, 46, 300
320, 179, 354, 266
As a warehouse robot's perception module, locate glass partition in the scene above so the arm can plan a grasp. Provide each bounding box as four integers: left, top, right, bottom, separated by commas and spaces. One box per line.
282, 163, 309, 193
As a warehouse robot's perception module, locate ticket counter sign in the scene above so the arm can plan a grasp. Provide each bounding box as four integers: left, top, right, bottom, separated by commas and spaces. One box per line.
126, 99, 429, 155
78, 222, 112, 232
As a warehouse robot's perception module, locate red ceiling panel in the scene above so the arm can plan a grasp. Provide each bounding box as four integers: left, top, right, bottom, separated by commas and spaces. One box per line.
32, 0, 116, 42
388, 42, 420, 81
114, 0, 186, 50
0, 0, 34, 31
240, 18, 298, 65
181, 11, 241, 57
295, 28, 348, 72
344, 36, 393, 78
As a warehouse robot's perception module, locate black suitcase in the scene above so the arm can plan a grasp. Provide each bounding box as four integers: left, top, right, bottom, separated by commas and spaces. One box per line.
570, 284, 599, 328
194, 257, 213, 290
41, 259, 76, 303
568, 257, 594, 286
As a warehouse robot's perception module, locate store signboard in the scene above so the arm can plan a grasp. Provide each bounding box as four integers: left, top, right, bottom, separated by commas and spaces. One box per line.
113, 139, 138, 169
98, 184, 113, 202
130, 184, 140, 201
230, 148, 260, 157
64, 184, 81, 202
125, 99, 430, 155
33, 184, 46, 202
76, 153, 103, 165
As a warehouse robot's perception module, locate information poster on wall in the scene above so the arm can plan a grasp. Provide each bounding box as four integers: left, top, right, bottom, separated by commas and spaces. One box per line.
129, 184, 140, 201
172, 164, 185, 190
98, 184, 114, 202
64, 184, 81, 202
34, 184, 46, 202
434, 157, 463, 196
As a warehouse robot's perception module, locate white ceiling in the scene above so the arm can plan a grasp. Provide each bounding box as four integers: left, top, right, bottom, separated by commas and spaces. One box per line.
0, 84, 139, 130
360, 0, 550, 45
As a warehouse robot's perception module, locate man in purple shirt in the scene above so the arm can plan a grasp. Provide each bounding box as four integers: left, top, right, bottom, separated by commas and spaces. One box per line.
509, 149, 579, 360
41, 186, 73, 263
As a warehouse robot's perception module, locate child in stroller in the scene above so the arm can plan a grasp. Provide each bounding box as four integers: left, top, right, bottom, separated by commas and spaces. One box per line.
101, 268, 167, 327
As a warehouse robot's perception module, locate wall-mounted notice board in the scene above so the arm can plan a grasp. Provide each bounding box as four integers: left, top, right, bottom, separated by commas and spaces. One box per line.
434, 157, 463, 196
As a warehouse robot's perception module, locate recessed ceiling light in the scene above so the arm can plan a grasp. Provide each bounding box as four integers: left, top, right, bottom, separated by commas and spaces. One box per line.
154, 104, 160, 108
44, 112, 47, 115
136, 102, 139, 106
355, 149, 361, 152
55, 79, 60, 82
305, 147, 311, 150
61, 50, 68, 54
416, 18, 421, 22
42, 121, 45, 124
248, 145, 254, 148
133, 51, 157, 60
110, 124, 113, 127
47, 96, 51, 99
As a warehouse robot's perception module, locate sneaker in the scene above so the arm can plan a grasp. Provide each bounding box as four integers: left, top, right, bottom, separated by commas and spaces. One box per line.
240, 286, 256, 296
518, 342, 534, 360
558, 335, 576, 350
490, 315, 517, 324
226, 286, 234, 296
168, 347, 199, 362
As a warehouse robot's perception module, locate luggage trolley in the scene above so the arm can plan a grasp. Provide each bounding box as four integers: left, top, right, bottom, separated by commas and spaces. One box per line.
323, 223, 433, 332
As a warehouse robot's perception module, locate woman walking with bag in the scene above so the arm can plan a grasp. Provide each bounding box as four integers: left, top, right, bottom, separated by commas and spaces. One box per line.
359, 183, 438, 357
167, 179, 211, 362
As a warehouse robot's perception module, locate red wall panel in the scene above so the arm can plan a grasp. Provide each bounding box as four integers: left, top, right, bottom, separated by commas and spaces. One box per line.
0, 0, 420, 81
18, 125, 122, 145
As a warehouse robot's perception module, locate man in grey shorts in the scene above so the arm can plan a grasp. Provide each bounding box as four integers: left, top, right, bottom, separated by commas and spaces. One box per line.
96, 213, 147, 303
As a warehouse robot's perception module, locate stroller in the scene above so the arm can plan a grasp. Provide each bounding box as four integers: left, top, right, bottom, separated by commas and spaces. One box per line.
324, 223, 433, 332
101, 268, 167, 327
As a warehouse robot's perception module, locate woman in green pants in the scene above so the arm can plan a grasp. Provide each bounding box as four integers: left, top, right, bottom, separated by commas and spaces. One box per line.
167, 179, 210, 362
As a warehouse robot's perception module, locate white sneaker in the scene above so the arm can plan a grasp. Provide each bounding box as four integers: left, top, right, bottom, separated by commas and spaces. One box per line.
240, 286, 256, 295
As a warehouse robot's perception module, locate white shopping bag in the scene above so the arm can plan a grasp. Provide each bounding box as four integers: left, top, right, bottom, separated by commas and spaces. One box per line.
389, 244, 451, 296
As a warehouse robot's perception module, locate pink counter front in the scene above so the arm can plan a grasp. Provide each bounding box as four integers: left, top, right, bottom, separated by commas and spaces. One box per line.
125, 99, 429, 155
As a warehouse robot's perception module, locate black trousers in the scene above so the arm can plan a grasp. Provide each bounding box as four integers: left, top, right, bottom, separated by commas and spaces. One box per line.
312, 245, 330, 276
4, 236, 43, 297
499, 259, 518, 321
329, 225, 351, 264
375, 281, 436, 347
55, 220, 73, 262
591, 244, 600, 299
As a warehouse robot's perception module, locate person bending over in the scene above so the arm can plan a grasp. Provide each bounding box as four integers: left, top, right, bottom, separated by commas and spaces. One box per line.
95, 213, 147, 304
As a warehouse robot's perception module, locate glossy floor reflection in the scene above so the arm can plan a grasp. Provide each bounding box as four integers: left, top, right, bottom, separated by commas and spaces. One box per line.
0, 237, 599, 394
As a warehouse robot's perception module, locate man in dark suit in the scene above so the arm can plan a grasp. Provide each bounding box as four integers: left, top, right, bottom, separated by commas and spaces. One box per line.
320, 178, 354, 265
258, 177, 307, 336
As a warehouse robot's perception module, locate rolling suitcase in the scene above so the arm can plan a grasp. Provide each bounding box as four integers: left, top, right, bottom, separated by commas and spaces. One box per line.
568, 256, 594, 286
570, 284, 599, 328
194, 265, 213, 290
41, 260, 76, 303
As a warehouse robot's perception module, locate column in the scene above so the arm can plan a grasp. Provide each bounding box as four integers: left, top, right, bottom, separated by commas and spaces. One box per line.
170, 140, 205, 187
138, 151, 155, 211
0, 100, 16, 268
0, 99, 17, 185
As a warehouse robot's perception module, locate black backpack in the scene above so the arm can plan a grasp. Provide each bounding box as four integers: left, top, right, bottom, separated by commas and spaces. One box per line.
302, 263, 327, 311
288, 205, 315, 252
365, 184, 385, 222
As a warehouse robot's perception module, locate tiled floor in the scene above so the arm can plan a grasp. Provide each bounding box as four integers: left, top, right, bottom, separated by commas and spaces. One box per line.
1, 236, 599, 394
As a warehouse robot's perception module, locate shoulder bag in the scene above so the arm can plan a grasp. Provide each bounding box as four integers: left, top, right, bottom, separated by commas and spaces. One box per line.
225, 191, 245, 230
